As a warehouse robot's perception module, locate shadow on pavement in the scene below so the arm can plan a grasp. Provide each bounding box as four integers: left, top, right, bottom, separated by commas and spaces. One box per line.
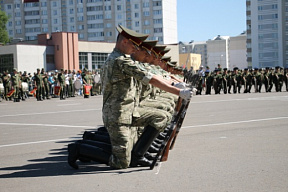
0, 138, 149, 178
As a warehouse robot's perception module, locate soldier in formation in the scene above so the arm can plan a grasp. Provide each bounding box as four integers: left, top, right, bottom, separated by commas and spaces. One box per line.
67, 25, 192, 169
184, 65, 288, 95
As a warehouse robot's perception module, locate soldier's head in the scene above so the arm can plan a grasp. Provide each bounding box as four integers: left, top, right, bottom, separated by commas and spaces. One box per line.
150, 45, 166, 66
37, 68, 40, 74
233, 67, 238, 73
116, 25, 148, 55
13, 68, 18, 74
132, 40, 158, 63
275, 66, 280, 72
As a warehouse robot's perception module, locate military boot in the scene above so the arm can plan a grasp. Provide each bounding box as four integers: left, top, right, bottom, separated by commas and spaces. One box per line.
82, 131, 111, 144
130, 126, 160, 167
68, 142, 110, 169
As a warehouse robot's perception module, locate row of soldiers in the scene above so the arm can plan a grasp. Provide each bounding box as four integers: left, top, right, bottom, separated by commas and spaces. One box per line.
0, 67, 102, 102
67, 25, 190, 170
0, 68, 30, 102
184, 65, 288, 95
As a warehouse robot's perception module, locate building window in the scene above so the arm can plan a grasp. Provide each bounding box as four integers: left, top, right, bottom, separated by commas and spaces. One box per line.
105, 14, 112, 19
143, 2, 149, 7
41, 2, 47, 7
135, 21, 140, 27
78, 25, 84, 30
79, 52, 88, 70
153, 10, 162, 15
79, 33, 84, 39
106, 23, 112, 28
154, 28, 162, 33
16, 29, 22, 34
46, 55, 54, 64
42, 10, 47, 15
153, 19, 162, 24
15, 12, 21, 17
92, 53, 109, 70
143, 11, 150, 16
77, 7, 83, 13
143, 29, 150, 34
105, 5, 111, 10
144, 20, 150, 26
78, 16, 84, 21
16, 21, 21, 26
135, 12, 139, 18
15, 4, 20, 9
0, 54, 14, 73
134, 4, 139, 9
117, 5, 121, 11
153, 1, 162, 6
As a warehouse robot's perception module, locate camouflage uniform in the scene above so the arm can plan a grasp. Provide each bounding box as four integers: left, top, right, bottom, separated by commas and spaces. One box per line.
102, 48, 168, 169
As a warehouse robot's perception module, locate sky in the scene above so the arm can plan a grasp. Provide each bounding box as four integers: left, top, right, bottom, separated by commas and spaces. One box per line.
177, 0, 246, 42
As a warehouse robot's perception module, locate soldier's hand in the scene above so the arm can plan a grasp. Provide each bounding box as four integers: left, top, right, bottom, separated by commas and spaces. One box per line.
173, 82, 186, 89
179, 89, 193, 101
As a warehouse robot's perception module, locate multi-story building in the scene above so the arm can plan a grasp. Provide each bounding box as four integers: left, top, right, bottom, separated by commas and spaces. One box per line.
0, 0, 177, 44
179, 33, 247, 71
246, 0, 287, 68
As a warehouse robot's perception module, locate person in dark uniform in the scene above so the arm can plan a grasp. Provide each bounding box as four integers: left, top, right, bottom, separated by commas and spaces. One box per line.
222, 68, 229, 94
235, 67, 242, 93
273, 66, 281, 92
11, 68, 21, 102
34, 68, 44, 101
284, 67, 288, 92
229, 67, 238, 94
2, 70, 11, 101
204, 70, 213, 95
58, 68, 66, 100
263, 67, 270, 92
243, 68, 252, 93
213, 69, 222, 94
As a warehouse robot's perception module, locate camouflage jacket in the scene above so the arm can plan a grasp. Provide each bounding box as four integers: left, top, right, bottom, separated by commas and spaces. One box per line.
102, 48, 151, 125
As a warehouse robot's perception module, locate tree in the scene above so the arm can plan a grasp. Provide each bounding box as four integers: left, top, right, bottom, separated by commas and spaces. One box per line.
0, 6, 10, 45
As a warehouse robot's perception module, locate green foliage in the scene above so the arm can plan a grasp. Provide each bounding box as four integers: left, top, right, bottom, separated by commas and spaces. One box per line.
0, 6, 10, 45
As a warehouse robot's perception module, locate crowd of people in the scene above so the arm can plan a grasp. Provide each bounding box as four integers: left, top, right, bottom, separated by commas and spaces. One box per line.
1, 25, 287, 171
0, 68, 102, 102
184, 64, 288, 95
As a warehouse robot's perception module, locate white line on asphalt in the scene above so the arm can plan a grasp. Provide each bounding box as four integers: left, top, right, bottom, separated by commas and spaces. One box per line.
0, 122, 96, 128
182, 116, 288, 129
189, 96, 288, 104
0, 138, 69, 148
1, 116, 287, 148
57, 103, 81, 106
0, 108, 101, 118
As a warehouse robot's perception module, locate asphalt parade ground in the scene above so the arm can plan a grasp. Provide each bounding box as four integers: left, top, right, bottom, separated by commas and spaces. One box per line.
0, 91, 288, 192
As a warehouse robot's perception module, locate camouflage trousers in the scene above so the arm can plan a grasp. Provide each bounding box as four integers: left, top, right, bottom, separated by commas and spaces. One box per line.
140, 98, 174, 115
106, 106, 169, 169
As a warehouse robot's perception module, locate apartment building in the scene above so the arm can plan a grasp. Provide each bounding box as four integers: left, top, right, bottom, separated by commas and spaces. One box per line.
179, 33, 247, 71
246, 0, 287, 68
0, 0, 177, 44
